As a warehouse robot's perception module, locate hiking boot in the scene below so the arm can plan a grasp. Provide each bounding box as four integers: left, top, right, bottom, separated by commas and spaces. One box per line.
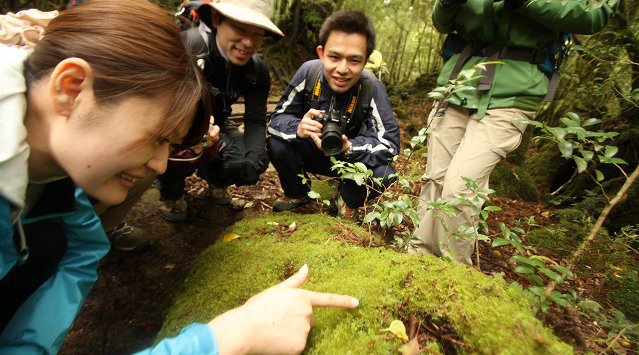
272, 196, 311, 212
336, 195, 359, 222
209, 186, 232, 205
159, 196, 188, 222
107, 223, 151, 252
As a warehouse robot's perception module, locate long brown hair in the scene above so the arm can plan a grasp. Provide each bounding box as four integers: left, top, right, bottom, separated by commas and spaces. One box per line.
25, 0, 206, 143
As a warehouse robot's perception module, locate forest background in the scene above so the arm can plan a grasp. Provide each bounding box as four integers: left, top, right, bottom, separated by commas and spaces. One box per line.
2, 0, 638, 352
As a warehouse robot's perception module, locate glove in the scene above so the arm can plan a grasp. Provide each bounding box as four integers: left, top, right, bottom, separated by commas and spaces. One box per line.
440, 0, 466, 7
505, 0, 527, 9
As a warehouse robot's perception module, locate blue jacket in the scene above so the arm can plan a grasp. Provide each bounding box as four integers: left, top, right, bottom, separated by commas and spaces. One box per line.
268, 60, 400, 167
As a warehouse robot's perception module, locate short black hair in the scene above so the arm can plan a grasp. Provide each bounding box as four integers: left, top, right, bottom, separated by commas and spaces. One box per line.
319, 10, 376, 58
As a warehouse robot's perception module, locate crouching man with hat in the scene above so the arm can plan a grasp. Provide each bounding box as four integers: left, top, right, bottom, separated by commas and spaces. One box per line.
157, 0, 283, 221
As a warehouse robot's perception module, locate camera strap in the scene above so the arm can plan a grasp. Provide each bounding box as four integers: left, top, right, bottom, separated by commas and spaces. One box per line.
309, 69, 361, 131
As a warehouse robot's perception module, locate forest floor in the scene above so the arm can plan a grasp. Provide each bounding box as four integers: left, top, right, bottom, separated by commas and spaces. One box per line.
59, 94, 635, 354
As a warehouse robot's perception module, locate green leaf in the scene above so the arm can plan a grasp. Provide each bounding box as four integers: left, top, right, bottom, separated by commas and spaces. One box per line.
515, 265, 535, 275
560, 116, 580, 127
539, 267, 564, 283
573, 156, 587, 173
595, 169, 605, 181
565, 112, 580, 121
604, 145, 618, 159
427, 92, 444, 100
483, 205, 502, 212
582, 118, 601, 127
363, 211, 379, 224
580, 150, 594, 162
606, 157, 627, 165
552, 265, 574, 278
558, 140, 574, 158
529, 274, 545, 286
511, 255, 545, 268
492, 238, 510, 247
307, 191, 321, 199
548, 291, 568, 307
528, 286, 546, 298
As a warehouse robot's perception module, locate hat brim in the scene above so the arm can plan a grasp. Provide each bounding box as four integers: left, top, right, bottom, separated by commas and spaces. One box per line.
201, 3, 284, 37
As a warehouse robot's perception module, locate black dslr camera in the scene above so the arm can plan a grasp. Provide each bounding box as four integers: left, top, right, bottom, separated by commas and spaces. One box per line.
317, 97, 347, 156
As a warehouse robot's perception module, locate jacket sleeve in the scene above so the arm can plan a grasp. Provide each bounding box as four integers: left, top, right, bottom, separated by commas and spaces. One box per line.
134, 323, 218, 355
243, 60, 270, 159
349, 81, 400, 167
432, 0, 461, 34
267, 61, 314, 141
514, 0, 617, 34
0, 197, 17, 280
0, 187, 110, 354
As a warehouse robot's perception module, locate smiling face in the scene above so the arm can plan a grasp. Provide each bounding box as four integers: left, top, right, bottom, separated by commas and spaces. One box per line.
317, 30, 367, 94
51, 96, 186, 205
213, 17, 265, 66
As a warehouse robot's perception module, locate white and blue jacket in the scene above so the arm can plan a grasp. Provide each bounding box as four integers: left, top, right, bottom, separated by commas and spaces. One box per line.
268, 59, 400, 167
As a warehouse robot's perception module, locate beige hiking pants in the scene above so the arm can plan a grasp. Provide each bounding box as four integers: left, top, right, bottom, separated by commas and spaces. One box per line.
410, 105, 534, 265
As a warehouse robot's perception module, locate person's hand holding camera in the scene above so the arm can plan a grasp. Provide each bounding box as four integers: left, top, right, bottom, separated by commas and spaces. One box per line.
296, 109, 324, 139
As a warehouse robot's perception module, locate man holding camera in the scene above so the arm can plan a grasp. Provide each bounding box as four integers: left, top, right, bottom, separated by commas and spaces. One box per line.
267, 10, 400, 219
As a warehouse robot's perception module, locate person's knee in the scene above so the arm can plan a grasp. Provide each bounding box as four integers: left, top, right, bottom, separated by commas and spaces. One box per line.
266, 136, 291, 161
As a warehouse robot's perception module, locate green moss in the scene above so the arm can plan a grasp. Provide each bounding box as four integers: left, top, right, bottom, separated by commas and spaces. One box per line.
490, 163, 540, 201
607, 270, 639, 322
158, 213, 570, 353
310, 178, 338, 201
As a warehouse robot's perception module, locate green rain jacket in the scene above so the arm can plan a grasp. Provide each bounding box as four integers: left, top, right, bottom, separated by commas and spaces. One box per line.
433, 0, 618, 117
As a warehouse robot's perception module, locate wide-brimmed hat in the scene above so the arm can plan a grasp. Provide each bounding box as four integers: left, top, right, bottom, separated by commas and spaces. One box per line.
199, 0, 283, 37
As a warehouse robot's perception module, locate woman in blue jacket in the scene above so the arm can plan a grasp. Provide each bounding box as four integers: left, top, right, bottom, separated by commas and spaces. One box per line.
0, 1, 357, 353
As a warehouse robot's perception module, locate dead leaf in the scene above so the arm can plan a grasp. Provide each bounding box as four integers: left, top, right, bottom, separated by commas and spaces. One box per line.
380, 319, 409, 342
398, 337, 420, 354
287, 221, 297, 232
163, 263, 175, 271
266, 222, 280, 226
222, 233, 241, 243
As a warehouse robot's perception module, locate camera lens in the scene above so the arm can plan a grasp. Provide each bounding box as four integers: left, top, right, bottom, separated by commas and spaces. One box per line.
322, 131, 343, 155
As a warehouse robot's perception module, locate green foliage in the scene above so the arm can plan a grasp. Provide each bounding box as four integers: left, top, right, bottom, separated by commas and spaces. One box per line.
341, 0, 441, 85
523, 112, 626, 182
158, 213, 571, 353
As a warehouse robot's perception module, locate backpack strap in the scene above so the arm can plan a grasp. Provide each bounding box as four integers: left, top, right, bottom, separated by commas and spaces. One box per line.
357, 68, 377, 118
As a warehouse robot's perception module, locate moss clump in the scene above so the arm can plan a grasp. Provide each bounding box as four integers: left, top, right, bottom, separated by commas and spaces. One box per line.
490, 163, 540, 201
310, 178, 338, 201
158, 213, 570, 354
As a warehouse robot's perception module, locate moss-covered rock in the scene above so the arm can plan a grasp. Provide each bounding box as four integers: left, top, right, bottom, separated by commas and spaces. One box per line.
490, 163, 540, 202
158, 213, 570, 353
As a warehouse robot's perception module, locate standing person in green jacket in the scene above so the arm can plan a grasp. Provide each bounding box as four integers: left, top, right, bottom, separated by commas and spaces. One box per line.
410, 0, 618, 265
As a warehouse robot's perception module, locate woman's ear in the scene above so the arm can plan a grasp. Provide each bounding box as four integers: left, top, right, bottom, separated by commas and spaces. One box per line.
49, 58, 94, 117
